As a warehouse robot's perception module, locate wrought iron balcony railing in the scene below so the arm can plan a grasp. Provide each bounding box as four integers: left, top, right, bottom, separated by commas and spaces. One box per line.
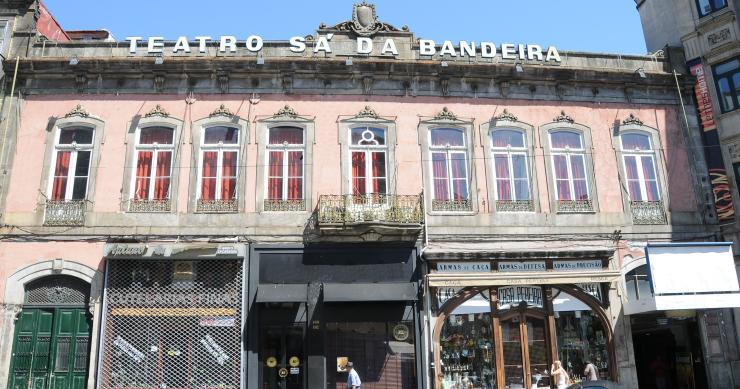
263, 199, 307, 212
128, 199, 172, 213
196, 198, 238, 213
556, 199, 594, 213
630, 200, 667, 225
496, 200, 534, 212
44, 200, 86, 226
431, 199, 472, 212
318, 194, 423, 224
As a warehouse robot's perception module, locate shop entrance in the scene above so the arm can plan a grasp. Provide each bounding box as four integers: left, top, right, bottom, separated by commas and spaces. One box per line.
261, 324, 305, 389
501, 308, 550, 389
7, 276, 92, 389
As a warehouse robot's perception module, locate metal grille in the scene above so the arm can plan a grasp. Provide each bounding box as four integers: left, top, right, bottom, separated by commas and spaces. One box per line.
495, 200, 534, 212
196, 199, 238, 213
100, 259, 243, 389
25, 276, 89, 306
44, 199, 86, 226
431, 199, 472, 212
630, 200, 667, 224
556, 199, 594, 213
128, 199, 172, 213
318, 194, 423, 224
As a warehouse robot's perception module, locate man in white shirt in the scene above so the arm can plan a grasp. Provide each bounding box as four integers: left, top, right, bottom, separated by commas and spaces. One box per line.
346, 361, 362, 389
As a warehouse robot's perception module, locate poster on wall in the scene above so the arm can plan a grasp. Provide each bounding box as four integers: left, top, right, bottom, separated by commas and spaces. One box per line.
689, 58, 736, 224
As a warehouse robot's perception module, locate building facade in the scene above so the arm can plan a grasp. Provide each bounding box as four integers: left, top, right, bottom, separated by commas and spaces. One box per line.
0, 1, 738, 389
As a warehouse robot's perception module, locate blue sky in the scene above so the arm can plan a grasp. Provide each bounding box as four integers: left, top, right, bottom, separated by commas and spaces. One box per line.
43, 0, 648, 55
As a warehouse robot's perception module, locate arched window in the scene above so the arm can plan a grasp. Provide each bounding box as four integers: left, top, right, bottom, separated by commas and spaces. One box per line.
624, 264, 651, 301
266, 126, 304, 204
620, 132, 660, 202
48, 126, 94, 201
131, 126, 175, 204
349, 127, 387, 197
198, 126, 239, 206
491, 129, 530, 202
550, 130, 589, 201
430, 128, 469, 205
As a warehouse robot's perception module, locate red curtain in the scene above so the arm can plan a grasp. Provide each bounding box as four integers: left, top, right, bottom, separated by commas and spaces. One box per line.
287, 151, 303, 200
450, 153, 468, 200
201, 151, 218, 201
494, 155, 511, 200
269, 127, 303, 145
221, 151, 237, 200
267, 151, 283, 200
371, 152, 386, 194
431, 153, 449, 201
153, 151, 171, 200
134, 151, 152, 200
51, 151, 71, 200
352, 152, 366, 196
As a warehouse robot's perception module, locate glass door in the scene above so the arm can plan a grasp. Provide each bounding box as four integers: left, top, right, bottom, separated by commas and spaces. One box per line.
500, 312, 551, 389
261, 325, 305, 389
501, 315, 525, 388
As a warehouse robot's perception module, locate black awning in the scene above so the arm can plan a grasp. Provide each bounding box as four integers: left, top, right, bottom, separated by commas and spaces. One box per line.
323, 282, 418, 302
256, 284, 307, 303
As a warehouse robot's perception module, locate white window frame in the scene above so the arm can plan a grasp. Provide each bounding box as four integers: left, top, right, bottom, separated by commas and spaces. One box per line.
620, 132, 661, 202
428, 128, 470, 202
197, 126, 240, 201
264, 127, 306, 202
46, 127, 95, 201
129, 126, 175, 201
549, 131, 590, 201
490, 129, 530, 201
348, 126, 388, 196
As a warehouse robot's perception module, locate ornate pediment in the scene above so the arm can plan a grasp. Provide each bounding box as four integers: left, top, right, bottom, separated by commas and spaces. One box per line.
355, 105, 380, 119
622, 113, 644, 126
553, 110, 574, 123
209, 104, 234, 117
63, 104, 90, 118
275, 105, 299, 118
144, 104, 169, 118
322, 1, 406, 37
434, 107, 457, 121
494, 109, 518, 122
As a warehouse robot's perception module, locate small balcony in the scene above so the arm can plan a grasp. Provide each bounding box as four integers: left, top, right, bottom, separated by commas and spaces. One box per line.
630, 200, 667, 225
196, 199, 238, 213
318, 194, 423, 236
128, 199, 171, 213
496, 200, 534, 212
263, 199, 307, 212
556, 199, 594, 213
431, 199, 472, 212
44, 200, 85, 226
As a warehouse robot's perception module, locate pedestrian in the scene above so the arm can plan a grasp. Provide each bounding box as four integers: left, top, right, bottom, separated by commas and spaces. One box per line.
551, 360, 570, 389
347, 361, 362, 389
583, 360, 598, 381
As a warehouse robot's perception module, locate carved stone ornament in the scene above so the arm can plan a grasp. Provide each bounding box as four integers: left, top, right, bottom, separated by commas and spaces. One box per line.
434, 107, 457, 121
622, 113, 643, 126
356, 105, 380, 119
144, 104, 170, 118
494, 109, 518, 122
553, 110, 574, 123
210, 104, 234, 117
64, 104, 90, 118
275, 105, 298, 118
326, 1, 401, 37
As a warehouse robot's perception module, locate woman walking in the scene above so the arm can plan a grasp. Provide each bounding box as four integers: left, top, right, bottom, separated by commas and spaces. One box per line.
551, 360, 570, 389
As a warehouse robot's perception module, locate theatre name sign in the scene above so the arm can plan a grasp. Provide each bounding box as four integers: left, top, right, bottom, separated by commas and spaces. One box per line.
124, 35, 562, 63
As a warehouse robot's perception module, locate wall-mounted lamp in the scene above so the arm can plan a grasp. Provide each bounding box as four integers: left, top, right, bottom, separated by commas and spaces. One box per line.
636, 68, 647, 78
440, 60, 449, 67
69, 56, 79, 66
256, 56, 265, 65
515, 63, 524, 73
345, 58, 353, 66
154, 56, 164, 65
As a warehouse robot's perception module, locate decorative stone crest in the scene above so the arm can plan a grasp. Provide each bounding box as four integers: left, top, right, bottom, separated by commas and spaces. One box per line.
326, 1, 401, 37
144, 104, 169, 118
622, 113, 643, 126
494, 109, 518, 122
63, 104, 90, 118
356, 105, 380, 119
434, 107, 457, 121
275, 105, 298, 118
210, 104, 234, 117
553, 110, 574, 123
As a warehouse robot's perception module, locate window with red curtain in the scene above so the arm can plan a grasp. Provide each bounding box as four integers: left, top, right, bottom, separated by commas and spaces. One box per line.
621, 133, 660, 201
430, 128, 469, 201
350, 127, 387, 198
491, 129, 530, 201
550, 130, 589, 201
267, 126, 304, 201
133, 127, 174, 201
199, 126, 239, 201
50, 127, 94, 201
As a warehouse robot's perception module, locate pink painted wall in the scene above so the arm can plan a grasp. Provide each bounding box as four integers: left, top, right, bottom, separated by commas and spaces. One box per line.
5, 94, 697, 216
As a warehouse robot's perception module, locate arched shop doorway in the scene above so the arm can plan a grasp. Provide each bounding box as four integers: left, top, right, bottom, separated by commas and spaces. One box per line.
7, 275, 92, 389
433, 285, 614, 389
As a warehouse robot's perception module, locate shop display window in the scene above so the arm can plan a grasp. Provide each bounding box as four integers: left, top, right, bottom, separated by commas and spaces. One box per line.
439, 291, 496, 389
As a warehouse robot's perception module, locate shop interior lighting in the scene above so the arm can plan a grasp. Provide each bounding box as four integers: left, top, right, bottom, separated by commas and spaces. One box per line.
154, 56, 164, 65
69, 56, 79, 66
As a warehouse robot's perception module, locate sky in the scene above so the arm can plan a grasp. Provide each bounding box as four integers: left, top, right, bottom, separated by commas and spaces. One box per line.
43, 0, 648, 55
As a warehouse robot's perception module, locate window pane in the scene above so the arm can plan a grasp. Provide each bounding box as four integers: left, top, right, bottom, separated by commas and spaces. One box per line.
288, 151, 303, 200
573, 179, 589, 200
452, 178, 469, 200
624, 156, 639, 180
494, 155, 510, 179
713, 0, 728, 10
134, 151, 153, 200
71, 177, 87, 200
153, 152, 172, 200
267, 151, 284, 200
511, 155, 528, 179
139, 127, 174, 145
718, 77, 736, 111
371, 152, 386, 194
201, 151, 218, 200
204, 126, 238, 144
715, 59, 739, 75
697, 0, 712, 15
222, 151, 238, 178
621, 133, 652, 150
628, 179, 643, 201
514, 178, 530, 200
556, 180, 571, 200
351, 127, 385, 146
221, 178, 237, 200
352, 152, 366, 196
450, 153, 467, 180
74, 151, 91, 177
269, 126, 303, 145
431, 128, 465, 147
734, 73, 740, 106
51, 151, 71, 200
570, 155, 586, 179
492, 129, 525, 148
646, 180, 660, 201
432, 153, 448, 179
550, 131, 582, 149
497, 179, 512, 200
553, 155, 569, 179
374, 178, 387, 195
641, 156, 657, 180
59, 127, 93, 145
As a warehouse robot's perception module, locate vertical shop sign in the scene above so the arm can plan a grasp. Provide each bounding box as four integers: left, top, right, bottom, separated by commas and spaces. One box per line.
689, 59, 736, 223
